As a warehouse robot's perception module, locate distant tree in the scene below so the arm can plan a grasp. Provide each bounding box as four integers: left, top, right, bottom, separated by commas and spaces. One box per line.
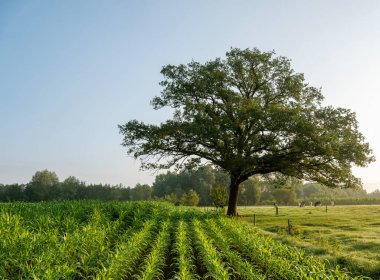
63, 176, 80, 186
0, 184, 3, 201
120, 48, 374, 215
60, 176, 82, 200
179, 189, 200, 206
240, 177, 262, 205
162, 193, 178, 204
25, 170, 59, 201
151, 166, 229, 205
272, 188, 296, 205
131, 183, 152, 201
31, 170, 59, 186
187, 166, 215, 205
110, 185, 131, 201
179, 193, 186, 205
152, 172, 180, 198
0, 171, 134, 202
83, 184, 109, 200
268, 174, 303, 190
301, 183, 324, 199
210, 185, 228, 209
0, 184, 25, 201
370, 189, 380, 197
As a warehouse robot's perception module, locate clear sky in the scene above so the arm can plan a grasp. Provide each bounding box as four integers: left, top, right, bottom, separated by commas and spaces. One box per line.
1, 1, 380, 191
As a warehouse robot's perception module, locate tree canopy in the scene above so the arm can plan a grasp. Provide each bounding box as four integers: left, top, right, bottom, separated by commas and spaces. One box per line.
119, 48, 374, 215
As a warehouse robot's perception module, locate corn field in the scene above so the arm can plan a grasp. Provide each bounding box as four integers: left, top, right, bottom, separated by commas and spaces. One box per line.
0, 201, 367, 279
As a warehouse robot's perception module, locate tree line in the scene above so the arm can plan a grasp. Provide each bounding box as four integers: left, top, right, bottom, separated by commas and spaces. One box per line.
1, 170, 131, 202
0, 169, 199, 205
151, 166, 380, 206
1, 167, 379, 205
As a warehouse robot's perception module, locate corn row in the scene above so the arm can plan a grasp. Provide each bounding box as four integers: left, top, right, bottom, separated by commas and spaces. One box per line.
0, 212, 59, 279
38, 204, 152, 279
98, 219, 156, 279
171, 220, 196, 280
0, 202, 365, 280
28, 210, 114, 279
191, 219, 230, 280
218, 217, 319, 279
204, 219, 265, 280
135, 221, 171, 280
217, 218, 357, 279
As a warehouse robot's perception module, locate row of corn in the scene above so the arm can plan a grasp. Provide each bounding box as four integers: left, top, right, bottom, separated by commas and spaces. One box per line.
0, 201, 367, 279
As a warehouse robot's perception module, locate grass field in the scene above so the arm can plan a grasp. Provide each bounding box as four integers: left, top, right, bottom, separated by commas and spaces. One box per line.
237, 205, 380, 278
0, 201, 367, 279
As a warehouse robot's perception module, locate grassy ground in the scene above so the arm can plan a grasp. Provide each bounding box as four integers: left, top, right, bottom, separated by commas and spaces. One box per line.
237, 205, 380, 278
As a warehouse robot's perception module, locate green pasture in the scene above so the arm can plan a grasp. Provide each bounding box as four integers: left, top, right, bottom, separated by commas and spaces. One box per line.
237, 205, 380, 278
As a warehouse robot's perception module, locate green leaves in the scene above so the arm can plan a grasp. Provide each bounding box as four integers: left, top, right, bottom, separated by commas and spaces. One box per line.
191, 218, 231, 280
120, 47, 373, 189
172, 220, 195, 280
0, 201, 364, 279
120, 48, 374, 215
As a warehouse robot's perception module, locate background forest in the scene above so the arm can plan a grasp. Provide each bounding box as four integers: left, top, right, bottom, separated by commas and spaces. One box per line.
1, 167, 379, 206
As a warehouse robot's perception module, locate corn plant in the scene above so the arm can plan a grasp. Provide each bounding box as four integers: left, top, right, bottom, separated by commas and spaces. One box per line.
0, 201, 368, 280
204, 219, 265, 280
135, 220, 171, 280
191, 218, 231, 280
27, 209, 112, 279
97, 219, 156, 279
171, 220, 196, 280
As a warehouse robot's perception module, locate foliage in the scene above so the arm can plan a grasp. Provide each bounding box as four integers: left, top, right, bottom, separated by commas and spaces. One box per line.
369, 189, 380, 197
31, 169, 59, 186
119, 47, 374, 215
205, 219, 264, 279
131, 183, 152, 201
191, 218, 231, 279
24, 170, 59, 201
238, 176, 262, 205
272, 188, 297, 205
210, 185, 228, 208
300, 183, 367, 199
137, 221, 170, 280
2, 169, 379, 205
0, 201, 364, 279
152, 166, 228, 205
172, 220, 195, 280
0, 184, 25, 201
179, 189, 200, 206
263, 173, 303, 190
0, 170, 132, 202
159, 193, 178, 204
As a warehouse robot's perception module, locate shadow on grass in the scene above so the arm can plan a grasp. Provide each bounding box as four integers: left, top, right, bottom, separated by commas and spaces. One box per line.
334, 225, 360, 231
350, 241, 379, 251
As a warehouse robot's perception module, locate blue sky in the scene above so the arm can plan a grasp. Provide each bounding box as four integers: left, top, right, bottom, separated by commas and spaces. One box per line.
1, 1, 380, 191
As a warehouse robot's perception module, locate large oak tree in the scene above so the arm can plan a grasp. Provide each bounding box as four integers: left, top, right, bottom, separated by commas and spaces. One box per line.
119, 48, 374, 216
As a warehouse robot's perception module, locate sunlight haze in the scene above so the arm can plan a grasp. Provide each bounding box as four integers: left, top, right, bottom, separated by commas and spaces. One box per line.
1, 1, 380, 191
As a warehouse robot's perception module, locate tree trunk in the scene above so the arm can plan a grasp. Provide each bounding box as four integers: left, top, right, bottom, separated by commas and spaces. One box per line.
227, 176, 240, 216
